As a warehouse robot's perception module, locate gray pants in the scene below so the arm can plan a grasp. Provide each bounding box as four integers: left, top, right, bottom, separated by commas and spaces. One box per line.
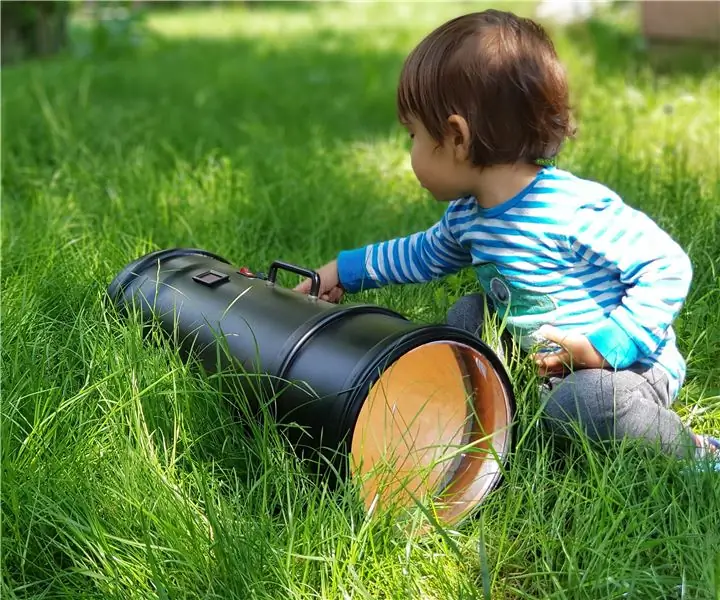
447, 293, 695, 458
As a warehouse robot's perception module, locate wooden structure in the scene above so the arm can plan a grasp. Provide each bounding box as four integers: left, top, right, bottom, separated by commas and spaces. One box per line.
641, 0, 720, 44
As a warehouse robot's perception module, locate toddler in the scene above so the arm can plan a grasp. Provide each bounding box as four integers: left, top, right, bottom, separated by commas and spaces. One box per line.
294, 10, 719, 467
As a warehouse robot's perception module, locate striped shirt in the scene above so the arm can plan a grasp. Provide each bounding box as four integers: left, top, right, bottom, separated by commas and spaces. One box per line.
337, 166, 693, 399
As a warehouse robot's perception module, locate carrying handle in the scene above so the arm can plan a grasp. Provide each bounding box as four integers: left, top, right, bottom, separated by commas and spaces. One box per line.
267, 260, 321, 299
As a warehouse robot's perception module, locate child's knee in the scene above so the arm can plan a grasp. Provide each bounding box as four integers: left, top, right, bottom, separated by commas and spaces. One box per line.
446, 293, 487, 334
540, 370, 616, 440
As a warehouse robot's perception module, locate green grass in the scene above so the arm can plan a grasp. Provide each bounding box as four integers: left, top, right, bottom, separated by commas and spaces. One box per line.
2, 2, 720, 598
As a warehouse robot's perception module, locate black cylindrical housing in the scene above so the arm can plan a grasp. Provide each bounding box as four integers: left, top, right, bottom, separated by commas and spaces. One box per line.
107, 248, 515, 526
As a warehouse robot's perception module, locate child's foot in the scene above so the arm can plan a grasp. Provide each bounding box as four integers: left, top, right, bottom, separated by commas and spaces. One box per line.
693, 434, 720, 472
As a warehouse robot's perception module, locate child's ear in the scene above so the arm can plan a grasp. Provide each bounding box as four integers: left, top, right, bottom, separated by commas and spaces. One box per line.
446, 114, 471, 163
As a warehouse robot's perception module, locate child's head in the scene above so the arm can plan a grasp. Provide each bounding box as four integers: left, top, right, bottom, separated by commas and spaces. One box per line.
397, 10, 574, 200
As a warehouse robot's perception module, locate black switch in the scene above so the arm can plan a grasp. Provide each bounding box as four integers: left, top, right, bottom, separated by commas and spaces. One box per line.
192, 269, 230, 287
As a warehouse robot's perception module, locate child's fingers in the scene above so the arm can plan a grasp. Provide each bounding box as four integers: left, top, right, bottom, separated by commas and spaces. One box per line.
327, 286, 344, 303
537, 324, 570, 350
319, 287, 343, 303
293, 278, 311, 293
534, 350, 571, 376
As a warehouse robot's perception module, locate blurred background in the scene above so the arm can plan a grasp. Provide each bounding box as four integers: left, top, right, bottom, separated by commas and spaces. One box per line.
2, 0, 719, 67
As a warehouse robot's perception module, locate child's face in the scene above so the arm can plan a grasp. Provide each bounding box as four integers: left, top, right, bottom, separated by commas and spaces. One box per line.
404, 117, 470, 202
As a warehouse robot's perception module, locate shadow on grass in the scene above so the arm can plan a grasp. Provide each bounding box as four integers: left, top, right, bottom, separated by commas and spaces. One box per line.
2, 23, 406, 164
0, 15, 432, 255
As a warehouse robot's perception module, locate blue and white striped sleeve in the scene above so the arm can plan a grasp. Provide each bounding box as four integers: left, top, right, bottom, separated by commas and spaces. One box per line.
336, 202, 473, 293
567, 196, 693, 368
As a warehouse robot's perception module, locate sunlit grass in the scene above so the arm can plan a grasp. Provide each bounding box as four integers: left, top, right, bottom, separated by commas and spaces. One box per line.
2, 2, 719, 598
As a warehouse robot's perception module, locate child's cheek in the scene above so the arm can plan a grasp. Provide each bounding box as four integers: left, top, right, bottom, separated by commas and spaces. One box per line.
409, 147, 423, 182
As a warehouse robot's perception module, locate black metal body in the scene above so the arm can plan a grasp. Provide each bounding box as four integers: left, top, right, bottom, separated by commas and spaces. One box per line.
107, 248, 515, 479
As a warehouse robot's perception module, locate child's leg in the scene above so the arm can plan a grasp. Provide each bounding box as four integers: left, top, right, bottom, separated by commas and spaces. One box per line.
446, 293, 489, 335
540, 366, 698, 458
446, 293, 514, 361
447, 294, 717, 466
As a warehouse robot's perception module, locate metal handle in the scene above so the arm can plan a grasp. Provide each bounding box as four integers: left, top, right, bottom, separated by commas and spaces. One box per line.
267, 260, 321, 299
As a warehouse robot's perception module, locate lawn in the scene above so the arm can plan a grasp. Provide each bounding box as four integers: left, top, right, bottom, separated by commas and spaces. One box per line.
2, 2, 719, 598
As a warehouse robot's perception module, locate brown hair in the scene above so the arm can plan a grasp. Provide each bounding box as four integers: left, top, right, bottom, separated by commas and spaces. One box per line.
397, 10, 574, 166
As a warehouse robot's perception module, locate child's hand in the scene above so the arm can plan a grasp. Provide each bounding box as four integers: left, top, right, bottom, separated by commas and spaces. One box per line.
532, 325, 606, 377
293, 259, 345, 303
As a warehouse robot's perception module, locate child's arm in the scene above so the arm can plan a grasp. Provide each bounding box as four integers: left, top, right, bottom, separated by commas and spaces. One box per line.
337, 200, 474, 293
567, 196, 693, 369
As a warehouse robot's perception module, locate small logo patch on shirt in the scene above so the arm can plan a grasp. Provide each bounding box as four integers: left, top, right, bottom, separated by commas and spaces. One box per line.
476, 263, 559, 351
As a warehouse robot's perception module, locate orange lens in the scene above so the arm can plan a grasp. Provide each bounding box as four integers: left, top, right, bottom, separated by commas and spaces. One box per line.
350, 341, 512, 525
